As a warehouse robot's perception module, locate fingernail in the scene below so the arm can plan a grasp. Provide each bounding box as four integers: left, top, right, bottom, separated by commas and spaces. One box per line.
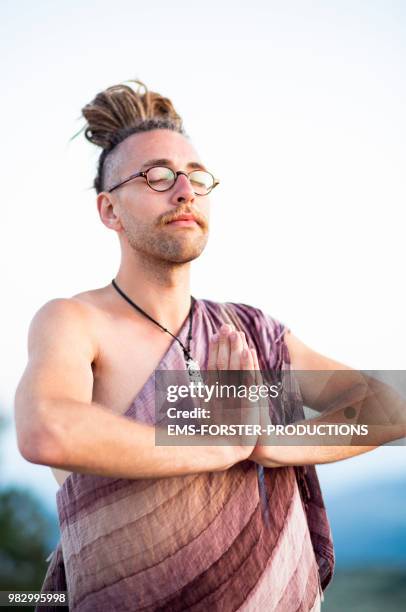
230, 331, 237, 341
211, 333, 219, 343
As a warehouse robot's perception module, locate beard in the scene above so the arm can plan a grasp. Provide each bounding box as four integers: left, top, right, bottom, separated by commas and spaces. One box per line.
119, 210, 209, 264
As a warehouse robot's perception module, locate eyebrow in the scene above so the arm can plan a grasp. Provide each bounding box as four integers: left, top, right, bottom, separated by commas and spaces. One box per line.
140, 158, 208, 172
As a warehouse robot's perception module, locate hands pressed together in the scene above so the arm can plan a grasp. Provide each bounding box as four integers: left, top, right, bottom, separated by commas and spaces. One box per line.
208, 323, 260, 372
207, 323, 275, 467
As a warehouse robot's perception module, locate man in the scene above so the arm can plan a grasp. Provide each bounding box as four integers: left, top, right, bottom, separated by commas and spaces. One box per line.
14, 79, 386, 611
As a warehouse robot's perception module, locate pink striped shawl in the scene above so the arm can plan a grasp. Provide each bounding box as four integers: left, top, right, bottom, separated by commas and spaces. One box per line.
37, 299, 334, 611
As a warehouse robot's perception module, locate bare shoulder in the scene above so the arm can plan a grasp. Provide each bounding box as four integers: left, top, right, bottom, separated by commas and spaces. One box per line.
27, 289, 110, 363
71, 283, 120, 320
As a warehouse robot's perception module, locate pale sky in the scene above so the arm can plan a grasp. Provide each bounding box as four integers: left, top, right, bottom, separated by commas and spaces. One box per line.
1, 0, 405, 504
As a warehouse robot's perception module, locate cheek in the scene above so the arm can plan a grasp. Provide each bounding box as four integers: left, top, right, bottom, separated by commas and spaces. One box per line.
200, 201, 211, 222
196, 195, 210, 212
120, 194, 160, 224
117, 205, 141, 233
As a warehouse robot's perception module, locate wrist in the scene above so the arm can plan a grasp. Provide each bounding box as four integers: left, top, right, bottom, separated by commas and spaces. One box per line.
216, 443, 252, 471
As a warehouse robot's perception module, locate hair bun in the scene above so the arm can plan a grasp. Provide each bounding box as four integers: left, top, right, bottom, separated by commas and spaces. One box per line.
81, 79, 183, 151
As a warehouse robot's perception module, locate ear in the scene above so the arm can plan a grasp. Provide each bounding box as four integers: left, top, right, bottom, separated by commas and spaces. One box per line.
97, 192, 123, 232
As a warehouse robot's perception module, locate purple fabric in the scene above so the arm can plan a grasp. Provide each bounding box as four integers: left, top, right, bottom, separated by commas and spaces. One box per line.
37, 299, 334, 611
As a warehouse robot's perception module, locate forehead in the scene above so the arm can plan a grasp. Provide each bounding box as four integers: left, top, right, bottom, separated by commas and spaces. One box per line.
117, 129, 203, 174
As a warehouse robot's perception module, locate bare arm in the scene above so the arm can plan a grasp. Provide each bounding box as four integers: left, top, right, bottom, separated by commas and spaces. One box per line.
246, 331, 405, 467
14, 299, 248, 480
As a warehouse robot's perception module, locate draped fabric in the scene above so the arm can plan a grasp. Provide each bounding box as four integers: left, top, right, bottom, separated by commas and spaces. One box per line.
37, 299, 334, 611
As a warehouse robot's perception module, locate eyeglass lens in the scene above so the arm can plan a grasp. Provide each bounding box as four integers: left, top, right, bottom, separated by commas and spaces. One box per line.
146, 167, 214, 195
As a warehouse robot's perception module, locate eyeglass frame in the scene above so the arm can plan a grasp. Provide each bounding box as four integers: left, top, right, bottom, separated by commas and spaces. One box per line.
107, 165, 220, 195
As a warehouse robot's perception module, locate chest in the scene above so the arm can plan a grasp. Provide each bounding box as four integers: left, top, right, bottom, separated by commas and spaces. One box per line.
91, 319, 184, 417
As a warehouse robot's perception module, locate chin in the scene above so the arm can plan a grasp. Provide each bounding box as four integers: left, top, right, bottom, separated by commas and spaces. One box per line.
132, 232, 208, 265
171, 254, 201, 264
158, 236, 208, 264
164, 248, 206, 264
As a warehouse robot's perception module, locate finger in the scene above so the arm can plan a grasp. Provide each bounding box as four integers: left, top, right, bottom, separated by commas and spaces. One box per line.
247, 348, 272, 439
241, 349, 255, 377
239, 332, 255, 387
250, 347, 264, 386
207, 333, 219, 370
217, 324, 232, 370
239, 330, 247, 345
229, 330, 243, 370
251, 347, 260, 370
240, 347, 259, 446
239, 331, 250, 355
241, 347, 255, 384
240, 334, 254, 371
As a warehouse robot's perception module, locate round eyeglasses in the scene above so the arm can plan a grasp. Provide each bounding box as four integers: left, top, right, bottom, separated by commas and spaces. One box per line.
107, 166, 220, 196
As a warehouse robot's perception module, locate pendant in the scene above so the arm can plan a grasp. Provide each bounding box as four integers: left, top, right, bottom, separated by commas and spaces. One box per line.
185, 358, 204, 385
186, 358, 200, 371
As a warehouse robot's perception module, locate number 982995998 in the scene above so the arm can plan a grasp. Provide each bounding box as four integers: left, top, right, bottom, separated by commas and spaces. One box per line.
1, 591, 67, 607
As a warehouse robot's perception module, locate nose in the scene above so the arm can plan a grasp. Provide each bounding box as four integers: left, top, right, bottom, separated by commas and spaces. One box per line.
170, 172, 195, 206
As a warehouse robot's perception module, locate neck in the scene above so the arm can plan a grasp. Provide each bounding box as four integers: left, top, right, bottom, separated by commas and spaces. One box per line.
113, 250, 193, 333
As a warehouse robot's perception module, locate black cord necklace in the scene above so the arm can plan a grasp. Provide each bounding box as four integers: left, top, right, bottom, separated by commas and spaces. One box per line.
111, 279, 202, 380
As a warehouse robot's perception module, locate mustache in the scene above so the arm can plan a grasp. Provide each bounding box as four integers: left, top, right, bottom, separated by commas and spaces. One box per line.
158, 208, 208, 229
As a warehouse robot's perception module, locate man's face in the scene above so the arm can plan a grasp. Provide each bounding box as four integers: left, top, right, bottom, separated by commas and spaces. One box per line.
100, 129, 212, 265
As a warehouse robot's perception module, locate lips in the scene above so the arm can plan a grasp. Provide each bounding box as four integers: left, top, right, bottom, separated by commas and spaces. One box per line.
160, 210, 207, 230
166, 214, 201, 228
168, 214, 198, 223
